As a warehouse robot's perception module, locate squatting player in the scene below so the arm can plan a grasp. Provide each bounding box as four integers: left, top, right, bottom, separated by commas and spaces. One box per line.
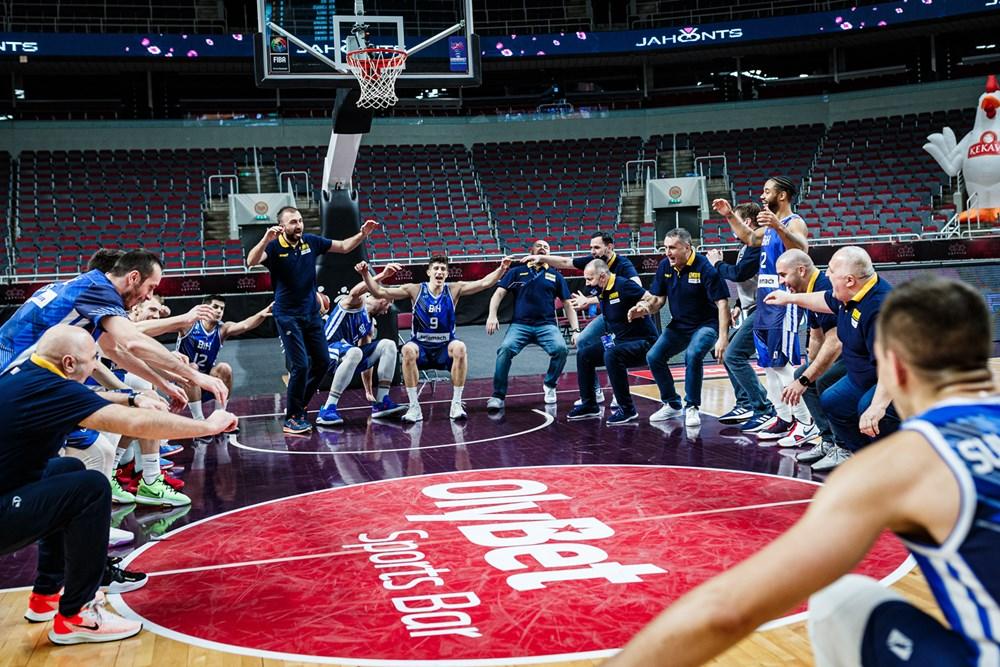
357, 255, 512, 423
176, 295, 273, 420
316, 263, 407, 426
606, 276, 1000, 667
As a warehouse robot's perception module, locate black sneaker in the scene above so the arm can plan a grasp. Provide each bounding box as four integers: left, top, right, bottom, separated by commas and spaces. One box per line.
718, 406, 753, 424
101, 556, 148, 594
567, 403, 601, 420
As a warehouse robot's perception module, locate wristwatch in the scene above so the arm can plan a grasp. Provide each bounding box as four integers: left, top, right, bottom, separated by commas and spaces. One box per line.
797, 375, 812, 387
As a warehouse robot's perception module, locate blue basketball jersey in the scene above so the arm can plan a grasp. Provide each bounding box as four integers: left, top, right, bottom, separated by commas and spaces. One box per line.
176, 320, 222, 374
901, 398, 1000, 664
755, 213, 803, 331
411, 283, 456, 347
0, 270, 128, 373
324, 302, 374, 346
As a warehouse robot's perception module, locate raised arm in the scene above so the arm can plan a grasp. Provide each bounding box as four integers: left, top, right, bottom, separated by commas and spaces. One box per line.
523, 254, 574, 270
342, 262, 404, 309
221, 303, 273, 341
712, 199, 764, 247
760, 209, 809, 252
247, 225, 280, 267
355, 261, 418, 301
453, 257, 513, 298
328, 219, 379, 254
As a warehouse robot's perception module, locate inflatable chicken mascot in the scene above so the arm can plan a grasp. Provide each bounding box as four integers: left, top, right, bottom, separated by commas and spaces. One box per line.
924, 75, 1000, 223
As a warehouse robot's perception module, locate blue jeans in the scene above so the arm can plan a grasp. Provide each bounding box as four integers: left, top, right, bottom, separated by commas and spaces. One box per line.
646, 324, 719, 408
820, 374, 900, 451
794, 358, 846, 443
275, 312, 330, 419
723, 309, 769, 414
493, 323, 568, 399
576, 335, 654, 413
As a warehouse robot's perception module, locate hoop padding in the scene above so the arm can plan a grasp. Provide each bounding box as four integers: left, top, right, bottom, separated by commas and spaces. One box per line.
346, 47, 408, 109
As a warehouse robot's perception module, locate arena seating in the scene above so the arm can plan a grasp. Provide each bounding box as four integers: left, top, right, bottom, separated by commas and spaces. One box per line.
475, 137, 639, 253
3, 106, 994, 278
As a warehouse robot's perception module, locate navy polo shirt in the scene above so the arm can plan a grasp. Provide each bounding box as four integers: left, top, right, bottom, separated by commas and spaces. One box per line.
572, 252, 640, 281
261, 233, 333, 317
805, 270, 837, 333
823, 274, 893, 388
649, 252, 730, 333
498, 263, 571, 327
0, 356, 110, 496
599, 274, 658, 341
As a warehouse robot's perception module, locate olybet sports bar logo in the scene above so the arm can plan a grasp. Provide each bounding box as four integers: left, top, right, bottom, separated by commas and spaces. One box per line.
636, 26, 743, 48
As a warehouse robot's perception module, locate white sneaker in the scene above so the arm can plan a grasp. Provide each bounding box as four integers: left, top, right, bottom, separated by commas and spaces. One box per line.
486, 397, 504, 410
649, 404, 683, 422
402, 403, 423, 423
543, 385, 557, 404
685, 406, 701, 427
574, 389, 605, 407
108, 527, 134, 547
812, 445, 852, 471
450, 402, 467, 420
777, 420, 821, 448
610, 396, 620, 410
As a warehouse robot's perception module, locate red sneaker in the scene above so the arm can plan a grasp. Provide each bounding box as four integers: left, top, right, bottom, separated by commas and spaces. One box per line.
115, 461, 140, 495
49, 597, 142, 645
24, 591, 60, 622
163, 471, 185, 491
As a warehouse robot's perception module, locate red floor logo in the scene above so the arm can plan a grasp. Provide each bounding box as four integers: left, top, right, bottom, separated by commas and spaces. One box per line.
115, 466, 910, 665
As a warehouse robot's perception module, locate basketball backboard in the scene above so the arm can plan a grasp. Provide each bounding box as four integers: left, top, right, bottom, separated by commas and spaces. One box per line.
254, 0, 480, 89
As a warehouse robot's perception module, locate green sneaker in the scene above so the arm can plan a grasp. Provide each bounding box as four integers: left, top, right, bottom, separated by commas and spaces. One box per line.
138, 506, 191, 539
135, 475, 192, 507
110, 477, 135, 504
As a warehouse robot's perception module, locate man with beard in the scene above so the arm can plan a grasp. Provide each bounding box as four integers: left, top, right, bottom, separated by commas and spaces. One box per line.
712, 177, 816, 442
247, 207, 379, 434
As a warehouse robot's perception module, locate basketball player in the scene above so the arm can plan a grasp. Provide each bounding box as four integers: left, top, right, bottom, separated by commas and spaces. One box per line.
357, 255, 512, 422
712, 177, 817, 441
316, 263, 407, 426
606, 276, 999, 666
176, 295, 273, 420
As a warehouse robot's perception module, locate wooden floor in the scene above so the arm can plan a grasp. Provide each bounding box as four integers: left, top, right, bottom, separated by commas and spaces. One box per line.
0, 372, 961, 667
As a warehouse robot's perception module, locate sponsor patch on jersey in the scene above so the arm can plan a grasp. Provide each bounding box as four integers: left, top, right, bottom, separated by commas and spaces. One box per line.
758, 275, 779, 289
609, 298, 620, 305
851, 309, 861, 328
301, 246, 312, 255
609, 292, 619, 300
545, 273, 556, 282
688, 272, 701, 284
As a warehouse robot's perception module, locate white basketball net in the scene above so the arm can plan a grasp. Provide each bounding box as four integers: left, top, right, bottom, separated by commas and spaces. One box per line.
346, 48, 407, 109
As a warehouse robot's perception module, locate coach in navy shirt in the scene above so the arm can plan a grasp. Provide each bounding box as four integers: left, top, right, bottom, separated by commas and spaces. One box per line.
631, 229, 730, 428
567, 259, 657, 426
766, 246, 899, 469
486, 239, 579, 408
247, 206, 378, 434
0, 325, 236, 643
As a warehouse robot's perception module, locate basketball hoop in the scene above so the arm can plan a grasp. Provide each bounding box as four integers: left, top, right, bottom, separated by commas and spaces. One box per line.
346, 47, 408, 109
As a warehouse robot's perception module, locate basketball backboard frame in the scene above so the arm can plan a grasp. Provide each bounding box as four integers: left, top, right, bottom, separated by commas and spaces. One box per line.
253, 0, 480, 90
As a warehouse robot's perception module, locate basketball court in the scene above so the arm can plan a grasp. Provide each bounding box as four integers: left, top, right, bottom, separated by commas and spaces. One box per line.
0, 370, 943, 666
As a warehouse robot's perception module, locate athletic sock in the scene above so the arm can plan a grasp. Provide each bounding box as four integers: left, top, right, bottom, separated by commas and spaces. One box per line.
406, 386, 419, 404
188, 401, 205, 420
140, 453, 161, 485
452, 385, 464, 404
376, 382, 390, 402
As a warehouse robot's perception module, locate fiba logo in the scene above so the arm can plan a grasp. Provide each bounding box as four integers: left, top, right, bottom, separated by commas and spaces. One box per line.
254, 201, 269, 215
269, 36, 287, 53
668, 185, 683, 204
636, 26, 743, 48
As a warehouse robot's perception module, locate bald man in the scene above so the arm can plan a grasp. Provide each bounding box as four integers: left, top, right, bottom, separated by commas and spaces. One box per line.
766, 246, 900, 470
0, 325, 237, 646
